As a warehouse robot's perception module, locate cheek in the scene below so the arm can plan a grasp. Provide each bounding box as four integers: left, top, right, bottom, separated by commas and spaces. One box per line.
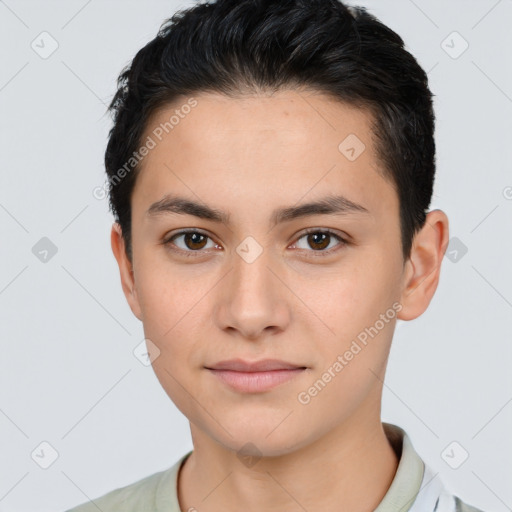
135, 252, 208, 331
292, 254, 399, 372
134, 279, 200, 389
136, 268, 210, 418
292, 260, 390, 332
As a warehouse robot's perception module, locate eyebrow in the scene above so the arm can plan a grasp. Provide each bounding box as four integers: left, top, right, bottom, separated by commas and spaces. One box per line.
146, 193, 371, 226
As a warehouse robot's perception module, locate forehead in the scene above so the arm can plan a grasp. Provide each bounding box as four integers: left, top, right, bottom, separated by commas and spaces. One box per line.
141, 89, 376, 162
134, 90, 396, 221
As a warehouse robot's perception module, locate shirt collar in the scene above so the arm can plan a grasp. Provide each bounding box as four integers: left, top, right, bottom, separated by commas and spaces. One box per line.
156, 422, 428, 512
374, 422, 426, 512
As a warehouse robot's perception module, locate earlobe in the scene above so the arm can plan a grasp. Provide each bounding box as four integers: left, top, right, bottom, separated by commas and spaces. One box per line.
397, 210, 449, 321
110, 223, 143, 321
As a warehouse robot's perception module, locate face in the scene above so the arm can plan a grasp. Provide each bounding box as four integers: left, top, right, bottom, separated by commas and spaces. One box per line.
112, 90, 433, 457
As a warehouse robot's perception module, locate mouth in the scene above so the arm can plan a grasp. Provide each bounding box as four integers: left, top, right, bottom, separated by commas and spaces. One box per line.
205, 359, 308, 393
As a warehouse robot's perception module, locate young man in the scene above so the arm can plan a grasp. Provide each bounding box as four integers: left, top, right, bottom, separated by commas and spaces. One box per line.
67, 0, 484, 510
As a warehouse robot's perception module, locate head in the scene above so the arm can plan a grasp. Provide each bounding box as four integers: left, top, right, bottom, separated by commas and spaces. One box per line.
109, 0, 449, 457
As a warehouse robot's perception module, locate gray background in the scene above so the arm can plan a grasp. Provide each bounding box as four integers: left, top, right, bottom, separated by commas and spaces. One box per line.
0, 1, 511, 511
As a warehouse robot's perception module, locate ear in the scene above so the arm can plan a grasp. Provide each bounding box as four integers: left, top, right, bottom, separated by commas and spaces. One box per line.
397, 209, 450, 321
110, 222, 143, 321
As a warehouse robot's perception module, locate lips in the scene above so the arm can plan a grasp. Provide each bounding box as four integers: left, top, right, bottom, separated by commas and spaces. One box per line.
205, 358, 307, 372
205, 359, 308, 393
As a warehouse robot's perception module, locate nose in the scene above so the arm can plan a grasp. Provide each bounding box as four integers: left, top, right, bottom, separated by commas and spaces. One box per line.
214, 245, 291, 341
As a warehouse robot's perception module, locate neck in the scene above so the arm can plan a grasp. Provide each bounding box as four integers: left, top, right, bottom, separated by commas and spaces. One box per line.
177, 413, 399, 512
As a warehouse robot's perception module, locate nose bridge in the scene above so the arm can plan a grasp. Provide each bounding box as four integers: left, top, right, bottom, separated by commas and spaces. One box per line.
232, 245, 272, 300
216, 239, 290, 338
231, 240, 277, 309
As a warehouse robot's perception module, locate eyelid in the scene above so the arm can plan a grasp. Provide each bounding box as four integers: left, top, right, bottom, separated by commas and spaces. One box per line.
163, 228, 221, 254
289, 228, 348, 255
165, 227, 212, 240
163, 227, 349, 256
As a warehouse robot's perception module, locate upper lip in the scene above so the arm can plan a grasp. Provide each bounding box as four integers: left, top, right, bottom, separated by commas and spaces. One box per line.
206, 358, 306, 372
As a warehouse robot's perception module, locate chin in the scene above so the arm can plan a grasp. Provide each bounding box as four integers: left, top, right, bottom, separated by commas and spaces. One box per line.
208, 419, 312, 459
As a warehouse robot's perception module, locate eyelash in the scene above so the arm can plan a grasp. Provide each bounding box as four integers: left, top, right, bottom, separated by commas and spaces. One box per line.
162, 228, 348, 258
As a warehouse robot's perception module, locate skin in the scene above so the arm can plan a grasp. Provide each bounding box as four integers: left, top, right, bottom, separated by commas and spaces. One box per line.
111, 89, 449, 512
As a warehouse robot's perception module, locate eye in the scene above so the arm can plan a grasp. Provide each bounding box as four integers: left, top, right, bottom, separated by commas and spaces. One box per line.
163, 230, 220, 254
291, 229, 347, 255
162, 228, 348, 258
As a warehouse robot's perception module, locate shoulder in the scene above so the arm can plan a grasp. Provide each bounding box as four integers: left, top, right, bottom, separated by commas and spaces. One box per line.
63, 457, 184, 512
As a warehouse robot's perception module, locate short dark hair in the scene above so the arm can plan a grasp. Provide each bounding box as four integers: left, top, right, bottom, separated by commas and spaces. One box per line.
104, 0, 436, 263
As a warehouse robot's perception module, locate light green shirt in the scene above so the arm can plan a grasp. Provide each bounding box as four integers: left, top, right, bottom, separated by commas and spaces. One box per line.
65, 423, 484, 512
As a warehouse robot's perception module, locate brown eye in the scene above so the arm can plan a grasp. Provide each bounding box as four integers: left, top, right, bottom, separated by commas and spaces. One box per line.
306, 232, 330, 250
183, 232, 208, 250
164, 231, 217, 253
293, 229, 347, 255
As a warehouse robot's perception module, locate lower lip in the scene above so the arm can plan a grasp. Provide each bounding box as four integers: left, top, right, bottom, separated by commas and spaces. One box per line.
207, 368, 306, 392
